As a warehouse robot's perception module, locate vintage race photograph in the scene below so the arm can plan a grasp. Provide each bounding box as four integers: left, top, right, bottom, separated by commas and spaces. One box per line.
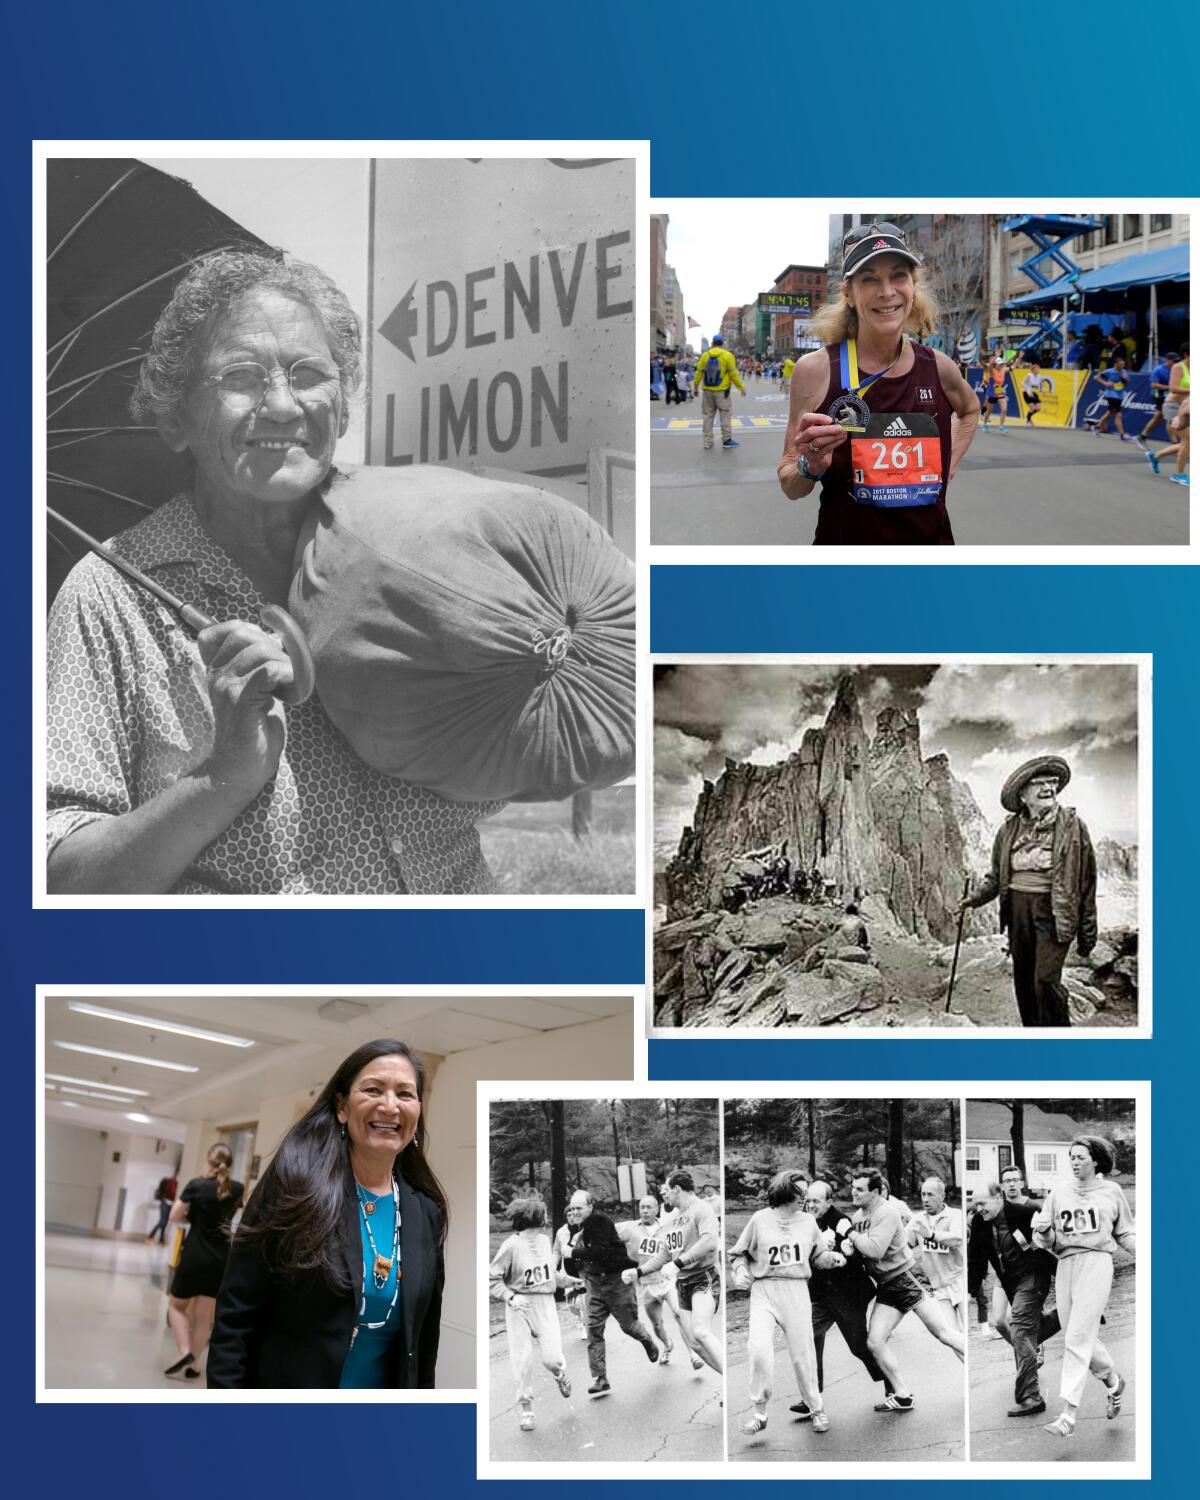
484, 1094, 723, 1464
651, 206, 1189, 548
965, 1096, 1140, 1463
653, 657, 1146, 1034
723, 1095, 965, 1463
41, 150, 637, 900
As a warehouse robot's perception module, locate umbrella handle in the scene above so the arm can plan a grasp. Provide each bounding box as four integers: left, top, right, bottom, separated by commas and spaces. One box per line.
259, 605, 316, 706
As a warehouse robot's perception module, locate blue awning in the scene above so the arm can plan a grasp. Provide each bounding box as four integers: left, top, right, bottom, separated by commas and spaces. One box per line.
1005, 243, 1190, 308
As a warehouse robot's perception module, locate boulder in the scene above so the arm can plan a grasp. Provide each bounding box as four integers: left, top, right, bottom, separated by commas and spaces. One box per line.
1068, 990, 1098, 1024
1085, 940, 1118, 971
656, 913, 723, 952
1113, 955, 1138, 985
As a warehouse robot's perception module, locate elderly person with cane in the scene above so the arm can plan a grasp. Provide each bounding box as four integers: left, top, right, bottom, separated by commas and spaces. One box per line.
958, 756, 1097, 1027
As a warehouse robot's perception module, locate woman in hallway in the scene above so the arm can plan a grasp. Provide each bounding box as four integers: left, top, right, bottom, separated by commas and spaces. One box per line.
206, 1039, 446, 1388
165, 1143, 242, 1380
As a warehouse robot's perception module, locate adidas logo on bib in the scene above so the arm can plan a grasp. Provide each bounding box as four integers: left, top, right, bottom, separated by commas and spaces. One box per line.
883, 416, 911, 436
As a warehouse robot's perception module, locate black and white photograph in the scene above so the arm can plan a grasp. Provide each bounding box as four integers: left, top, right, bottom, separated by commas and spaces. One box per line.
41, 149, 637, 901
965, 1096, 1140, 1464
484, 1094, 723, 1464
653, 657, 1146, 1034
723, 1095, 965, 1463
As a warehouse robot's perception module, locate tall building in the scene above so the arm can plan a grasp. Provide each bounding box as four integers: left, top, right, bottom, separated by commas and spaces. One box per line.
771, 263, 828, 352
721, 305, 742, 345
650, 214, 668, 351
663, 263, 687, 352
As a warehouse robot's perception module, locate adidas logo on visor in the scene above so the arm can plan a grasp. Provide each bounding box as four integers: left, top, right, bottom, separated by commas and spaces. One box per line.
872, 239, 890, 248
883, 416, 911, 436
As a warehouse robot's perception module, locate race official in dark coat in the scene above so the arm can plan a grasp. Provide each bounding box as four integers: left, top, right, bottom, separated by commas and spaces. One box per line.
563, 1189, 659, 1395
971, 1182, 1060, 1413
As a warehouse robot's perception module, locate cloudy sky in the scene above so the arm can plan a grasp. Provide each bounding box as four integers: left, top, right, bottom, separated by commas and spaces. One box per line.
654, 662, 1140, 868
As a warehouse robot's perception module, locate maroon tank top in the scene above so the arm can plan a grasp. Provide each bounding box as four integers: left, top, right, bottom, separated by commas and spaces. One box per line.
814, 341, 955, 545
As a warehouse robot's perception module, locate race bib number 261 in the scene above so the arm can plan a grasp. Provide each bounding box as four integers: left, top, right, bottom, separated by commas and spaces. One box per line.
850, 412, 942, 508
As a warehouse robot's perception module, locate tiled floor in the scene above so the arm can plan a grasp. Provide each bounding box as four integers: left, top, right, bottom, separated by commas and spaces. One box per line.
45, 1230, 193, 1389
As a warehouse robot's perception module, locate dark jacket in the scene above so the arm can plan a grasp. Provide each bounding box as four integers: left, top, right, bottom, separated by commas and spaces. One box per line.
206, 1169, 443, 1389
971, 1199, 1056, 1301
563, 1209, 637, 1280
810, 1203, 878, 1302
970, 805, 1097, 951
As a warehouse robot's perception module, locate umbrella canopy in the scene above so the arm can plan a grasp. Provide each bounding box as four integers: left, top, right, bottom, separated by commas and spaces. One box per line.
46, 159, 267, 601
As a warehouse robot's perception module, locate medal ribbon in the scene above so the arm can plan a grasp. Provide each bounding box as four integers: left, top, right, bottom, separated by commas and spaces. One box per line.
839, 338, 904, 401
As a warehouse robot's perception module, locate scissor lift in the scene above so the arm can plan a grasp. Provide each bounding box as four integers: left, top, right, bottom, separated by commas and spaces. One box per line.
1000, 214, 1104, 357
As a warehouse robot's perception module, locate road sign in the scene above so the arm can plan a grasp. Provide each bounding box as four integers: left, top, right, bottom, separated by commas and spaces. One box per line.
367, 159, 634, 478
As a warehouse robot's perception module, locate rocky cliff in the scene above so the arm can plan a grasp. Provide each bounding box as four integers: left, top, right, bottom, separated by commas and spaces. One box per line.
664, 675, 994, 943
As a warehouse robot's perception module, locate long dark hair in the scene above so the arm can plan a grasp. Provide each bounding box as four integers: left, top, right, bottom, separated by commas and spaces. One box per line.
235, 1039, 448, 1290
205, 1142, 235, 1200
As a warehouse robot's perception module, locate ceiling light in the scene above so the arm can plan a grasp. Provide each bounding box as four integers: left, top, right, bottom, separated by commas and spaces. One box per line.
125, 1112, 152, 1124
45, 1073, 150, 1096
67, 1002, 254, 1048
53, 1042, 197, 1073
57, 1085, 143, 1103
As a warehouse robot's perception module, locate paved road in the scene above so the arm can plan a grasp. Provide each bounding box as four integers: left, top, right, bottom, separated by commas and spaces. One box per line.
651, 384, 1188, 547
488, 1301, 724, 1463
727, 1298, 965, 1463
968, 1314, 1135, 1463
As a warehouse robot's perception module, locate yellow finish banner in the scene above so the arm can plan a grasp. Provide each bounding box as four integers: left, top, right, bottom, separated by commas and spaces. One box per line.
1013, 368, 1087, 427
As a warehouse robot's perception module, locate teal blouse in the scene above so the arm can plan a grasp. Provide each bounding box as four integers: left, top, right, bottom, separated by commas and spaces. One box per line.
339, 1187, 402, 1389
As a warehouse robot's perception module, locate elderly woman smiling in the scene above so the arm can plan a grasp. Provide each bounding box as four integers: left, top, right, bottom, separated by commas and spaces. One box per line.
47, 250, 498, 894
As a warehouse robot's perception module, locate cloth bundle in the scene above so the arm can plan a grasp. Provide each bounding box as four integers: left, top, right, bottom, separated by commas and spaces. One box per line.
289, 465, 636, 803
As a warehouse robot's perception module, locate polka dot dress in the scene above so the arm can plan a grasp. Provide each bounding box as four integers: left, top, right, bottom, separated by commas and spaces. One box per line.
46, 495, 502, 894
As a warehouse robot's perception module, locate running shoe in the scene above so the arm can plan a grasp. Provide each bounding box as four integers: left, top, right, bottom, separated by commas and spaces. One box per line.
996, 425, 1009, 434
690, 1356, 704, 1370
1120, 434, 1133, 441
1044, 1414, 1075, 1437
812, 1409, 830, 1434
587, 1378, 611, 1397
1106, 1373, 1126, 1419
1146, 451, 1161, 474
555, 1369, 572, 1399
978, 1326, 1003, 1341
874, 1394, 916, 1413
644, 1342, 660, 1363
789, 1402, 813, 1420
723, 439, 740, 448
1169, 474, 1190, 486
742, 1413, 768, 1435
519, 1408, 536, 1432
659, 1340, 673, 1366
1134, 435, 1147, 450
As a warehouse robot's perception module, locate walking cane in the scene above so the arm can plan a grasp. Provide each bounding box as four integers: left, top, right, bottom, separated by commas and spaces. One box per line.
945, 876, 971, 1014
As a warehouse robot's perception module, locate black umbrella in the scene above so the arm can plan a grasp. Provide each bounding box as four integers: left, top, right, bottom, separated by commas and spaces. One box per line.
46, 158, 269, 602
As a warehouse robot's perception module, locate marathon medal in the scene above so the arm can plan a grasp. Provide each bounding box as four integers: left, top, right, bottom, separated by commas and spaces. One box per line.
828, 337, 904, 433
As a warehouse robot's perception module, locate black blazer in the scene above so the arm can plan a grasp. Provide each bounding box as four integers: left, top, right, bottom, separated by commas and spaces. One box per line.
206, 1170, 444, 1389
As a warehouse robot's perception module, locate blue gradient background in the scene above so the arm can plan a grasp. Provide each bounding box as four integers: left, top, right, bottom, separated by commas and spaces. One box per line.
18, 0, 1198, 1488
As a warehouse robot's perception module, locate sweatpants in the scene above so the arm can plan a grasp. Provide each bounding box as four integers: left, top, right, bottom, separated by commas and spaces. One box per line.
701, 389, 732, 445
747, 1278, 821, 1410
505, 1295, 566, 1403
1056, 1252, 1115, 1406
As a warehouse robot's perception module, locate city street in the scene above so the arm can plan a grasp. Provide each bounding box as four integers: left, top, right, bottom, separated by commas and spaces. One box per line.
651, 382, 1189, 547
726, 1297, 965, 1462
488, 1301, 724, 1463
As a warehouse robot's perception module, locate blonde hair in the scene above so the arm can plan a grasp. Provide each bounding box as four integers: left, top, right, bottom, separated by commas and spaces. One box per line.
206, 1142, 235, 1201
810, 267, 940, 346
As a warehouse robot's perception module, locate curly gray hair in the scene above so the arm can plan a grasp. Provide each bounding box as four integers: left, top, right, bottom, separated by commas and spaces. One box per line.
130, 248, 363, 421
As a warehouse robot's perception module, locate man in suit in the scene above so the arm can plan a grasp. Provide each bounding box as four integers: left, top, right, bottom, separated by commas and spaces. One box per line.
972, 1180, 1060, 1415
563, 1189, 660, 1397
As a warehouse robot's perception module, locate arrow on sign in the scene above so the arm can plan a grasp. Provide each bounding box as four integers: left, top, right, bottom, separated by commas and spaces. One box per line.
379, 281, 419, 363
